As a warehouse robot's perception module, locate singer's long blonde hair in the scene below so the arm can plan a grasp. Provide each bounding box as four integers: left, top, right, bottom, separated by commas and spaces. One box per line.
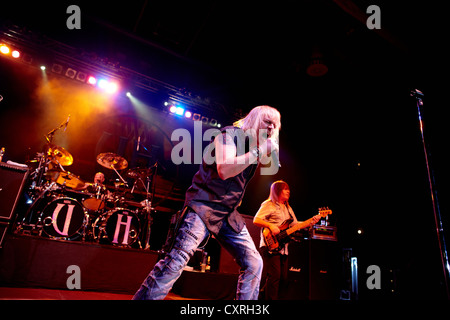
233, 105, 281, 141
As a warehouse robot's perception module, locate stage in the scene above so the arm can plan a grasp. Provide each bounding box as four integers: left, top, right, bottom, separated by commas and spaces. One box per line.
0, 233, 240, 300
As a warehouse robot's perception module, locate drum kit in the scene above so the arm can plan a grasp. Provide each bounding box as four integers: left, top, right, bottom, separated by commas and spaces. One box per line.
17, 138, 160, 250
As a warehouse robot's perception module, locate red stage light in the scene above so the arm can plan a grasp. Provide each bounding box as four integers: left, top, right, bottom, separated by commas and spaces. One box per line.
87, 76, 97, 85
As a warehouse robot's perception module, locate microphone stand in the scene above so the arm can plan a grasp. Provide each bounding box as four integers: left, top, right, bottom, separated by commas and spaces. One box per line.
143, 162, 158, 250
411, 89, 450, 299
45, 114, 70, 144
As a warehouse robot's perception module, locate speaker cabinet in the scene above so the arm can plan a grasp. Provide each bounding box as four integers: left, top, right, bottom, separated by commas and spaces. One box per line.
0, 162, 29, 220
286, 239, 340, 300
283, 240, 309, 299
309, 239, 340, 299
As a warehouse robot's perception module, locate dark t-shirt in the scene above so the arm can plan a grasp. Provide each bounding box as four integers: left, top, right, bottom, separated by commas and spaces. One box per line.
184, 126, 257, 234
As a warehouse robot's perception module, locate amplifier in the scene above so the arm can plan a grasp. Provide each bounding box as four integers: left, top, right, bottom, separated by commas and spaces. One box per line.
311, 225, 337, 241
0, 162, 29, 220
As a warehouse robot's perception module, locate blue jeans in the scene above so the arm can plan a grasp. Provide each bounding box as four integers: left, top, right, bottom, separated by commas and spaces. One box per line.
132, 209, 263, 300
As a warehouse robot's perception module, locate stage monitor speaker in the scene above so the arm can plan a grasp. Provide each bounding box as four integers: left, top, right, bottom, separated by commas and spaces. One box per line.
0, 162, 29, 221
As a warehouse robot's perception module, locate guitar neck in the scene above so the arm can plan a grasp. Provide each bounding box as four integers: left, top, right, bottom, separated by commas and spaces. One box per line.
284, 209, 331, 237
284, 218, 314, 237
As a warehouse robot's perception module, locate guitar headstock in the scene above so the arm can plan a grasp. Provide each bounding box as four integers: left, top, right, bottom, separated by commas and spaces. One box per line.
318, 206, 332, 217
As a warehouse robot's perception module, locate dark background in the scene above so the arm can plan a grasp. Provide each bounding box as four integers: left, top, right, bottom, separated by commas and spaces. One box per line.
1, 1, 449, 299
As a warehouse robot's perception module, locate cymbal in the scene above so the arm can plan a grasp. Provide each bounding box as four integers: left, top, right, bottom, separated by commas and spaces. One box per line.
97, 152, 128, 170
126, 167, 153, 179
46, 144, 73, 166
58, 172, 85, 190
46, 170, 85, 190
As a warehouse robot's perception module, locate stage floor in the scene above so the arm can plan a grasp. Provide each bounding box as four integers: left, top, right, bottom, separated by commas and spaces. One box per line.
0, 233, 238, 300
0, 287, 195, 300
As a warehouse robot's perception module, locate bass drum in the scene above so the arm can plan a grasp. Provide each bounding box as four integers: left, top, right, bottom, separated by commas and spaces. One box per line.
93, 208, 140, 247
41, 197, 86, 240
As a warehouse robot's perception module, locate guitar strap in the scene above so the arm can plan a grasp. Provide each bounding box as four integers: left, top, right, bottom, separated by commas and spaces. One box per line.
285, 201, 296, 223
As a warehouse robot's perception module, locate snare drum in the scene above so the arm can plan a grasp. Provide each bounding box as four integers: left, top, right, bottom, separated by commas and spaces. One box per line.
82, 184, 107, 211
41, 197, 86, 240
93, 208, 140, 247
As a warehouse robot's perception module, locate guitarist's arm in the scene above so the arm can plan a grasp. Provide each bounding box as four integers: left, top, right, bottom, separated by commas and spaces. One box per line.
295, 215, 322, 229
253, 217, 280, 235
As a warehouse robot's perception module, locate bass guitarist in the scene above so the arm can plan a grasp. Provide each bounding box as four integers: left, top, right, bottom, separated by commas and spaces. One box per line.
253, 180, 321, 299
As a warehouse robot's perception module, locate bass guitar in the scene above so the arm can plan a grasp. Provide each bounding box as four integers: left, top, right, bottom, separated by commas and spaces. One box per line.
262, 207, 332, 253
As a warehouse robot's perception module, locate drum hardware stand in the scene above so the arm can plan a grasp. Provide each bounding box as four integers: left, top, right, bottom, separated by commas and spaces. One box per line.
28, 152, 48, 191
411, 89, 450, 299
110, 164, 129, 188
15, 182, 57, 235
129, 177, 153, 250
143, 162, 160, 250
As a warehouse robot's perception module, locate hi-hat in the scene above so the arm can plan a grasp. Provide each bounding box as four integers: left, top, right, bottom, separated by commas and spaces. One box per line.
96, 152, 128, 170
126, 167, 153, 179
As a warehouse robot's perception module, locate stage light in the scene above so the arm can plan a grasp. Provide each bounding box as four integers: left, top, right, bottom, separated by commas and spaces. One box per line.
0, 45, 10, 55
40, 65, 46, 71
87, 76, 97, 85
201, 116, 209, 124
105, 81, 119, 94
126, 92, 132, 97
76, 72, 87, 82
164, 101, 169, 107
192, 113, 201, 121
209, 119, 218, 126
11, 50, 20, 58
175, 106, 185, 116
169, 105, 177, 113
65, 68, 77, 79
98, 79, 108, 89
51, 64, 63, 74
185, 111, 192, 118
22, 54, 33, 64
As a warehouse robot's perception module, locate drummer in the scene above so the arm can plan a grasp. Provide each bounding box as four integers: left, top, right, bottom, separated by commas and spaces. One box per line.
90, 172, 106, 189
78, 171, 115, 211
76, 172, 107, 191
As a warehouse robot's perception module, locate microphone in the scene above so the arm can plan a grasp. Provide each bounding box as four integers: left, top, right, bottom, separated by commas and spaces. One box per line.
271, 150, 281, 168
268, 138, 281, 168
